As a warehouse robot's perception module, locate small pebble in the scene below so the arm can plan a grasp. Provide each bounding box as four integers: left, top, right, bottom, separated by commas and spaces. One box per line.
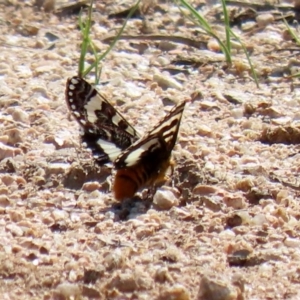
6, 223, 24, 236
4, 129, 23, 145
252, 214, 267, 226
256, 14, 274, 27
153, 189, 179, 210
153, 73, 183, 90
82, 181, 101, 192
156, 55, 171, 66
8, 210, 23, 222
160, 284, 190, 300
158, 41, 177, 52
197, 276, 239, 300
284, 238, 300, 248
10, 108, 29, 124
193, 184, 217, 196
125, 82, 143, 98
197, 125, 212, 136
51, 209, 68, 222
46, 163, 69, 176
224, 195, 246, 209
207, 39, 220, 52
1, 175, 15, 186
0, 195, 10, 207
55, 283, 81, 298
108, 272, 137, 292
155, 267, 172, 283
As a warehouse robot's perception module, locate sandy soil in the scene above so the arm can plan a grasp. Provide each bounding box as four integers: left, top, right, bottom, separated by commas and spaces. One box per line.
1, 0, 300, 299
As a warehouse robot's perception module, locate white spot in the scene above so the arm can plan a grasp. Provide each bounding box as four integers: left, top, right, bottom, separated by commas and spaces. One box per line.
124, 138, 159, 167
71, 105, 76, 110
164, 130, 175, 143
151, 116, 178, 136
68, 98, 73, 103
97, 139, 122, 161
80, 120, 87, 125
69, 84, 75, 90
85, 95, 103, 123
112, 114, 121, 126
73, 111, 80, 117
68, 91, 73, 96
127, 126, 137, 136
71, 78, 79, 84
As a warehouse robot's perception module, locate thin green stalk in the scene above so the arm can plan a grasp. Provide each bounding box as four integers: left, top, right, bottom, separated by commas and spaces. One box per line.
283, 17, 300, 78
283, 17, 300, 45
176, 0, 232, 64
78, 0, 94, 77
221, 0, 231, 55
229, 29, 259, 87
83, 0, 142, 81
176, 0, 258, 86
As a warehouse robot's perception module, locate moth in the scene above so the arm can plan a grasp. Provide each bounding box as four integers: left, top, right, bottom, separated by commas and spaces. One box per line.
65, 76, 186, 200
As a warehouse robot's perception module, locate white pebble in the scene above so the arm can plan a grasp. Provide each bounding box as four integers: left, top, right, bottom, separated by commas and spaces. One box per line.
153, 73, 183, 90
125, 82, 143, 98
153, 189, 179, 210
256, 14, 274, 27
55, 283, 80, 298
284, 238, 300, 248
6, 224, 23, 236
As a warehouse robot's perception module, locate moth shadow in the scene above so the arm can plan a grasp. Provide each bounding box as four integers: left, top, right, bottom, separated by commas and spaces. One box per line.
108, 195, 153, 221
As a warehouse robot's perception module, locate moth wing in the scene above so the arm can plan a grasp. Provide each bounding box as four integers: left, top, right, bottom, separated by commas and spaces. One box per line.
115, 101, 186, 169
65, 76, 140, 164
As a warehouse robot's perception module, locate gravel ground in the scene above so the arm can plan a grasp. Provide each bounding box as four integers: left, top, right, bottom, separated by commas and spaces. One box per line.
1, 0, 300, 299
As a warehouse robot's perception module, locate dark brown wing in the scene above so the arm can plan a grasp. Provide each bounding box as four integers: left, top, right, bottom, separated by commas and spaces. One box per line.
65, 76, 140, 164
114, 101, 186, 170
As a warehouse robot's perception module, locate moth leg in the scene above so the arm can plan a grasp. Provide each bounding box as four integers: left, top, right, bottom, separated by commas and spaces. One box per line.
143, 185, 157, 200
162, 158, 176, 187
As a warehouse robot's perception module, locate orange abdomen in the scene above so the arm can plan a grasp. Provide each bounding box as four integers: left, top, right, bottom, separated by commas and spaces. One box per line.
113, 158, 173, 201
113, 167, 142, 200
